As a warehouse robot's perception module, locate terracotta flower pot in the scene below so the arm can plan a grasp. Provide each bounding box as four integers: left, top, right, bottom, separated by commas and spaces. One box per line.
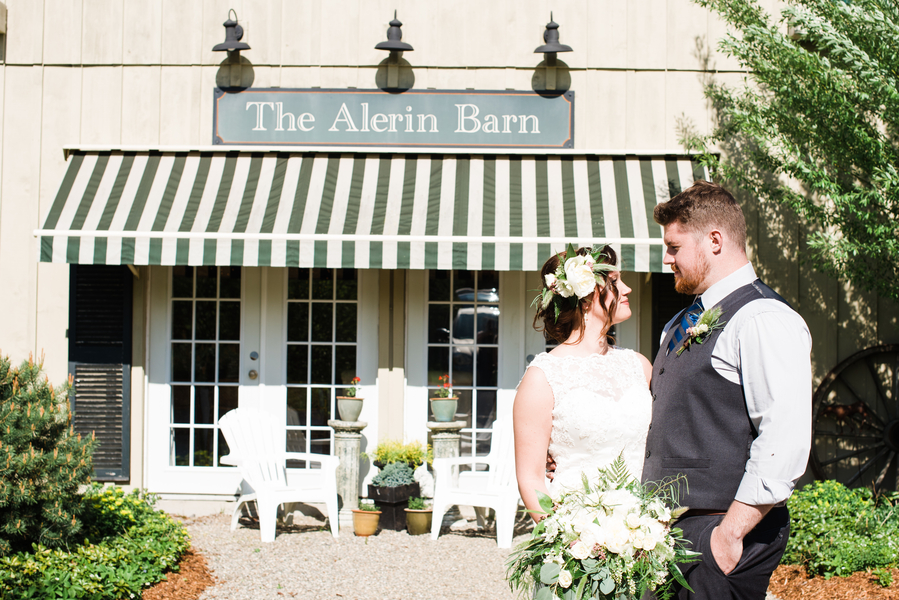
336, 396, 364, 422
429, 397, 458, 422
404, 508, 433, 535
352, 509, 381, 537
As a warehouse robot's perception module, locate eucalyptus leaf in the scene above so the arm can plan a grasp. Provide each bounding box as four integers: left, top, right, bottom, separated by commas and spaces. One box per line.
540, 563, 561, 585
537, 490, 554, 513
600, 577, 615, 595
575, 577, 587, 600
535, 587, 555, 600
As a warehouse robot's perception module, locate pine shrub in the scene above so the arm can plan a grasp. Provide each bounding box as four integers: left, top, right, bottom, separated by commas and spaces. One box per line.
0, 354, 96, 556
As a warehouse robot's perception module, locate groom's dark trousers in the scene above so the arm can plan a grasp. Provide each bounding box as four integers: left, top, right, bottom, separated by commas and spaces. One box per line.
672, 507, 789, 600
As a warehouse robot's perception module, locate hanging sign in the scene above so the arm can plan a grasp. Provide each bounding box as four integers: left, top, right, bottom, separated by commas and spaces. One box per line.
213, 88, 574, 148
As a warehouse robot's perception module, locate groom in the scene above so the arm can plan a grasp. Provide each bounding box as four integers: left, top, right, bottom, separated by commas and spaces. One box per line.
642, 180, 812, 599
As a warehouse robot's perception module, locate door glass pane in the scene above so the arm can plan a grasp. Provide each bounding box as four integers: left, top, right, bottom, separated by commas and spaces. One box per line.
171, 386, 190, 423
172, 301, 193, 340
219, 302, 240, 340
194, 386, 215, 424
311, 303, 333, 342
287, 303, 308, 342
427, 270, 500, 465
286, 268, 357, 469
195, 301, 216, 340
168, 266, 241, 467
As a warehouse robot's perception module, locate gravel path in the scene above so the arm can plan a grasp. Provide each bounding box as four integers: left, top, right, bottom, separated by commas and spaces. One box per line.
186, 511, 782, 600
187, 511, 528, 600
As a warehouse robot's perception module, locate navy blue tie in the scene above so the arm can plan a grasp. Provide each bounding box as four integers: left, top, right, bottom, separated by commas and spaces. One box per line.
667, 298, 704, 354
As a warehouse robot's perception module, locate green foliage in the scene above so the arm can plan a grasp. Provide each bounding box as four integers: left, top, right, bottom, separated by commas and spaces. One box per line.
0, 487, 190, 599
872, 567, 893, 588
0, 355, 96, 556
407, 496, 430, 510
372, 462, 416, 487
369, 439, 432, 467
783, 480, 899, 578
356, 501, 380, 512
685, 0, 899, 301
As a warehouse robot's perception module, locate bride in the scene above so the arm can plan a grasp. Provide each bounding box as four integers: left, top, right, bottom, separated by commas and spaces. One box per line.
513, 245, 653, 520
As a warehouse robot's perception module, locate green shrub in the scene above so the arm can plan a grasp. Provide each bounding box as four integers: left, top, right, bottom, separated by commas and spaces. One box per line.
372, 462, 416, 487
783, 480, 899, 578
0, 355, 96, 556
356, 501, 380, 512
367, 439, 432, 467
0, 486, 190, 599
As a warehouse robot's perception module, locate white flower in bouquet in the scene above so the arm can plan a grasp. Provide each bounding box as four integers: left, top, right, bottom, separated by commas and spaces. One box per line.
569, 540, 592, 560
506, 455, 699, 600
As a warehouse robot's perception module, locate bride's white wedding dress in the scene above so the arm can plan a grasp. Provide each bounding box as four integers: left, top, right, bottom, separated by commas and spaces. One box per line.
526, 348, 653, 494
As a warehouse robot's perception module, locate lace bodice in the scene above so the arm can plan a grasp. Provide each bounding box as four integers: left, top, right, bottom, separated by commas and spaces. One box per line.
527, 348, 652, 493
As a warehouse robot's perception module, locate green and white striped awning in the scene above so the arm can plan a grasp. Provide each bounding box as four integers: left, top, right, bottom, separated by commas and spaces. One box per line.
37, 150, 705, 272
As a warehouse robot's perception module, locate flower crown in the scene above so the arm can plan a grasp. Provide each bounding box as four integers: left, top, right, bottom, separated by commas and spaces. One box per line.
531, 244, 617, 322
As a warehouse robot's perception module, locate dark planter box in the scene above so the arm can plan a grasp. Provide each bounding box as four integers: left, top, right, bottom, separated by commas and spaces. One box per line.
367, 483, 420, 531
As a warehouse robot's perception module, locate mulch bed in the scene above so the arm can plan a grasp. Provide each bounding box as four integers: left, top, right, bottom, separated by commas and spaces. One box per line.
142, 548, 215, 600
142, 548, 899, 600
768, 565, 899, 600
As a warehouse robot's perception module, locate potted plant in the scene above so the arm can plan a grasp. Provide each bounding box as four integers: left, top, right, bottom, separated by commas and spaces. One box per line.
351, 500, 381, 537
404, 496, 433, 536
368, 462, 421, 531
429, 373, 458, 422
336, 376, 363, 422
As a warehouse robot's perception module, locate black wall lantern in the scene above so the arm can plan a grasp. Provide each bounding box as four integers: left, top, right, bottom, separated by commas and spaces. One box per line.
375, 11, 413, 90
534, 13, 572, 91
213, 9, 251, 89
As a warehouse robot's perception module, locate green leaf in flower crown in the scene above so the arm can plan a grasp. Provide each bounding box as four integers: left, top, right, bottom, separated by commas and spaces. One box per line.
540, 562, 561, 584
553, 299, 561, 323
565, 243, 577, 261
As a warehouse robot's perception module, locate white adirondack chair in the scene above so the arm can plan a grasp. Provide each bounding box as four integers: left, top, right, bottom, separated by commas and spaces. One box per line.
219, 408, 340, 542
430, 416, 520, 548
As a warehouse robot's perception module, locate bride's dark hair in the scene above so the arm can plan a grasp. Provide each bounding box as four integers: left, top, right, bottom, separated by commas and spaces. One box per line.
533, 245, 620, 347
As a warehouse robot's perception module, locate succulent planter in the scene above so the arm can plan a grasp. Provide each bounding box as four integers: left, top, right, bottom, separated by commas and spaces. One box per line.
336, 396, 364, 422
404, 508, 433, 535
429, 397, 458, 422
367, 482, 421, 531
351, 509, 381, 537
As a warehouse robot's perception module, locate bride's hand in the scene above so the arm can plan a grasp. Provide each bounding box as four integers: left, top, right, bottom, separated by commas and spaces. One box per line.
545, 454, 557, 481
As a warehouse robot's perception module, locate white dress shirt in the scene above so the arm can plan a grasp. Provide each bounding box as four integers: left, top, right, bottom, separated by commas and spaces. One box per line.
660, 263, 812, 506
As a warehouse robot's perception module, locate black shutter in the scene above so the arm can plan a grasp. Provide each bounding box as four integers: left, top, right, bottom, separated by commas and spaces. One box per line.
69, 265, 133, 481
650, 273, 694, 360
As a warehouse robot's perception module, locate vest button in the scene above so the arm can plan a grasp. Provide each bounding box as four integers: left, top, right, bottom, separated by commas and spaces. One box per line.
659, 367, 665, 375
652, 394, 657, 402
645, 449, 651, 458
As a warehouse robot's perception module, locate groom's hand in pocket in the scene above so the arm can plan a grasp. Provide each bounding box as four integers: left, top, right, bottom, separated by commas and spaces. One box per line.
710, 525, 742, 575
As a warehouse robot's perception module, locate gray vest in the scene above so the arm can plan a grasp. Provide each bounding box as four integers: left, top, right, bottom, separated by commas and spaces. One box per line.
641, 279, 788, 511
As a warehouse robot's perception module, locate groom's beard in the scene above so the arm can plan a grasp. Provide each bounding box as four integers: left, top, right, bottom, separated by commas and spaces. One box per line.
674, 252, 710, 295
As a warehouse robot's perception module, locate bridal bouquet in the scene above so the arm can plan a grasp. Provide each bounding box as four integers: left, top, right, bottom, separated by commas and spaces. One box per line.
506, 457, 697, 600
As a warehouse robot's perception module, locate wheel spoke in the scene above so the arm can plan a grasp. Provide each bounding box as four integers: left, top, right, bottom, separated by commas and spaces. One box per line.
832, 375, 887, 428
821, 444, 884, 467
813, 430, 881, 440
865, 357, 892, 419
873, 451, 897, 490
846, 447, 891, 486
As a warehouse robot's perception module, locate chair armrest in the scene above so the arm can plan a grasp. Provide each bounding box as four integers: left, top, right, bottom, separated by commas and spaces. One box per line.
432, 456, 497, 468
220, 454, 241, 466
283, 452, 340, 471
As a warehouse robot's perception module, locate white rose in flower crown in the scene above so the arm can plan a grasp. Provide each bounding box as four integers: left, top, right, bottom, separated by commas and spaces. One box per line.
558, 569, 573, 589
544, 273, 557, 289
563, 255, 598, 299
569, 540, 591, 560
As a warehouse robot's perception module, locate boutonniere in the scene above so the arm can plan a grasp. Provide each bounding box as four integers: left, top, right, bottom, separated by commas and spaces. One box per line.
677, 306, 726, 356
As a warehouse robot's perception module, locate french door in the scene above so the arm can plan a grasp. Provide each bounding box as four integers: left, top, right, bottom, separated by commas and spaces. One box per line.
146, 266, 375, 496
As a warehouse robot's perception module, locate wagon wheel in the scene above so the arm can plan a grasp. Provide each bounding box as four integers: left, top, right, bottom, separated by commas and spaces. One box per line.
811, 344, 899, 491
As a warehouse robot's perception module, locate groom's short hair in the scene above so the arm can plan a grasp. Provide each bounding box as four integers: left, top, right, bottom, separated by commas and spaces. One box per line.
654, 180, 746, 251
